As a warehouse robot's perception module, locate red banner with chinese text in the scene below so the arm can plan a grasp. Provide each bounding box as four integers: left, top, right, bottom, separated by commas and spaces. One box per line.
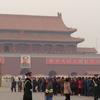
46, 58, 100, 65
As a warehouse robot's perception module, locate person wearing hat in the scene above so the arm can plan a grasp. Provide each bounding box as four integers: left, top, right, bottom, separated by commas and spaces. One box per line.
23, 72, 32, 100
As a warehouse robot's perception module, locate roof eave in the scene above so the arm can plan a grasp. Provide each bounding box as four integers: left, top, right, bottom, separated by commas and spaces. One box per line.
75, 38, 85, 43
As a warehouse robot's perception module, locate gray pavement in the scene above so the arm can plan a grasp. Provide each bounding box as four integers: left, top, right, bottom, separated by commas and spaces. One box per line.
0, 87, 97, 100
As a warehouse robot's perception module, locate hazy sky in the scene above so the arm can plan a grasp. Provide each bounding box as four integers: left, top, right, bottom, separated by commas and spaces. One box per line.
0, 0, 100, 53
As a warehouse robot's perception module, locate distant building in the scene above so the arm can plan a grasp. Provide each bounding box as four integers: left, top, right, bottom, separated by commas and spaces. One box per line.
0, 13, 100, 76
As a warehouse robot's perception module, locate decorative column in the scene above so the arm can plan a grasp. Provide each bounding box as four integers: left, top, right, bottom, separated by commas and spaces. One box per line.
12, 43, 16, 53
29, 44, 32, 53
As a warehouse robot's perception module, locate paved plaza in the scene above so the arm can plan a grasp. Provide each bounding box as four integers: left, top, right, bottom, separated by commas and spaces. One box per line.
0, 87, 97, 100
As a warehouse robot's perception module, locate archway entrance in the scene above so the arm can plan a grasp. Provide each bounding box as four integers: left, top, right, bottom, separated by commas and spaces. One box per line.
48, 70, 57, 77
20, 68, 31, 75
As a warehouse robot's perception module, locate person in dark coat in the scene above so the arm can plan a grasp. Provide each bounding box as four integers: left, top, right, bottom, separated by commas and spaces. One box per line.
93, 77, 100, 100
23, 72, 32, 100
11, 77, 16, 92
45, 78, 53, 100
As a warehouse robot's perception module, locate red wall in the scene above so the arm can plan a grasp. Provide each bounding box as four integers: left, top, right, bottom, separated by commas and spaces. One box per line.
1, 57, 100, 75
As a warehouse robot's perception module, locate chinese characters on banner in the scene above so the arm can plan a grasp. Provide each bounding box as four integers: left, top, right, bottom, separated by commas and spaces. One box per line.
20, 55, 31, 68
46, 58, 100, 65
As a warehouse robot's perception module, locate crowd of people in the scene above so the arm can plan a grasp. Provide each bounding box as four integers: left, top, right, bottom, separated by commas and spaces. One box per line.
11, 77, 22, 92
11, 75, 100, 100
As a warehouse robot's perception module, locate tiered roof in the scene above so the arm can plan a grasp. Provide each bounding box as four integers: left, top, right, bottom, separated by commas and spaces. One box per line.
0, 32, 84, 43
0, 14, 76, 33
0, 14, 84, 43
77, 48, 97, 53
